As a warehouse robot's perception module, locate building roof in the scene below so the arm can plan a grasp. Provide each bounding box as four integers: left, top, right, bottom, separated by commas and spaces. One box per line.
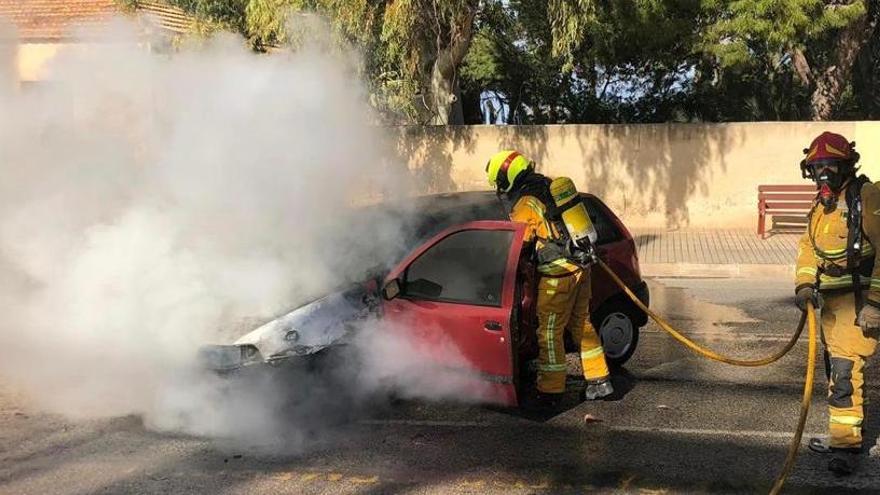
0, 0, 193, 42
137, 1, 193, 34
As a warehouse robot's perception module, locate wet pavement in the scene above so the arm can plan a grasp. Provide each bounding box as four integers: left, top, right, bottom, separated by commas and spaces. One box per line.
2, 276, 880, 494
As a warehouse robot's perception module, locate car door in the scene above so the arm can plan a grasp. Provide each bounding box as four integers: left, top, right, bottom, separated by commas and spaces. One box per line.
381, 221, 525, 407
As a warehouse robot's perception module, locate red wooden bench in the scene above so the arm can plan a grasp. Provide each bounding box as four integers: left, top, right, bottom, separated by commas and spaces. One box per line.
757, 185, 816, 238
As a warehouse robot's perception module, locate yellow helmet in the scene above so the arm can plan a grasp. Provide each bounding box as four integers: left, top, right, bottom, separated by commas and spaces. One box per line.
485, 150, 533, 193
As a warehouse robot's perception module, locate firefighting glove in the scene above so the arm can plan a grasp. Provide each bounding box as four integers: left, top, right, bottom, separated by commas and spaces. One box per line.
795, 286, 822, 311
857, 305, 880, 332
571, 249, 596, 267
569, 240, 598, 267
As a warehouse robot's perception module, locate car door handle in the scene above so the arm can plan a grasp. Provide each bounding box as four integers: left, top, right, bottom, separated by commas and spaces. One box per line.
484, 321, 502, 331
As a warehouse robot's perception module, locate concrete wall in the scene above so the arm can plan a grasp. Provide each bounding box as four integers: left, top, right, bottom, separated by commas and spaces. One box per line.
17, 43, 63, 81
394, 123, 880, 229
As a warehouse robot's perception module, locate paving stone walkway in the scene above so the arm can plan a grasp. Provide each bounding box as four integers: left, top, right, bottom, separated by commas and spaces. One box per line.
631, 229, 800, 266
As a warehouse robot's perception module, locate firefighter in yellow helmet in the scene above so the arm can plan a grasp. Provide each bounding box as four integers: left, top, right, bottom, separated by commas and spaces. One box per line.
795, 132, 880, 475
486, 150, 612, 409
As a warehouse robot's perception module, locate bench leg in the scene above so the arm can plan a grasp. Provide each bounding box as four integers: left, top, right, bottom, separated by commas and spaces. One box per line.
757, 212, 765, 239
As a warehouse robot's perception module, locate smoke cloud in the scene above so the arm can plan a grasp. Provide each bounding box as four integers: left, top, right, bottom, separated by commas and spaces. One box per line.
0, 18, 487, 449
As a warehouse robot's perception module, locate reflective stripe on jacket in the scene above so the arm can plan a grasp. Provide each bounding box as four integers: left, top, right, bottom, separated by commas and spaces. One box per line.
795, 181, 880, 306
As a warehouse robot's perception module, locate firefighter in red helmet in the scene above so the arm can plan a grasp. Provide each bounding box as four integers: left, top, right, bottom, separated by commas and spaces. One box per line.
796, 131, 880, 475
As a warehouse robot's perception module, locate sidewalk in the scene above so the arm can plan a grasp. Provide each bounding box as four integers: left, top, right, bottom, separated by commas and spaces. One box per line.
631, 229, 799, 278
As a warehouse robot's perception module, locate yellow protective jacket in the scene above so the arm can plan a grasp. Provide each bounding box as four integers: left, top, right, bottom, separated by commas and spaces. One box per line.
510, 194, 581, 276
796, 179, 880, 306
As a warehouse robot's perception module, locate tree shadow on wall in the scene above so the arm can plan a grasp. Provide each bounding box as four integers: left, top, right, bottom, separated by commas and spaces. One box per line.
623, 124, 742, 229
393, 125, 477, 195
495, 124, 744, 229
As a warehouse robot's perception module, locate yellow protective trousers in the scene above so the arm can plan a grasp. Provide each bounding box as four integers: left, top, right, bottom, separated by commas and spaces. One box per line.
535, 267, 610, 394
821, 292, 879, 449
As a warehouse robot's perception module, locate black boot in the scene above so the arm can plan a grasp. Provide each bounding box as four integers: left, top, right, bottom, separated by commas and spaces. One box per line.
828, 451, 860, 476
808, 438, 861, 476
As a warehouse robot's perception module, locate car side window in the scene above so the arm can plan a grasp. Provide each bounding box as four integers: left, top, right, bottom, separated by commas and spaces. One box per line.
582, 196, 623, 245
403, 230, 513, 306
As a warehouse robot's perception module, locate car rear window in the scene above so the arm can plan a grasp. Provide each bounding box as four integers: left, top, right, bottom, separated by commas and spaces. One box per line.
403, 229, 513, 306
582, 196, 624, 245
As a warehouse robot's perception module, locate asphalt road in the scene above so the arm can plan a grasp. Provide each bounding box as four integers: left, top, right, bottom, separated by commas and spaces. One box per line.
3, 276, 880, 494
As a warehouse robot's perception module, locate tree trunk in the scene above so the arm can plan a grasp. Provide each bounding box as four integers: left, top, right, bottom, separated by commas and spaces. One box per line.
807, 4, 878, 120
854, 18, 880, 117
429, 8, 476, 125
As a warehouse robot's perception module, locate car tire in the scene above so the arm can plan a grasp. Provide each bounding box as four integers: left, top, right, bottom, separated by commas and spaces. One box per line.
591, 302, 640, 368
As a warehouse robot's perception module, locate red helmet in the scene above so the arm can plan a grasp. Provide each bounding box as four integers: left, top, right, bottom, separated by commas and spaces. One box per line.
800, 131, 860, 180
805, 132, 857, 163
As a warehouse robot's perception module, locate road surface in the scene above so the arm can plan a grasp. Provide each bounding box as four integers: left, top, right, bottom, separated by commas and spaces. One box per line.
2, 277, 879, 494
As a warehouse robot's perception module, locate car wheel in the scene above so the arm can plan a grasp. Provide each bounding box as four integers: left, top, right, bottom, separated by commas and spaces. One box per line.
593, 303, 640, 368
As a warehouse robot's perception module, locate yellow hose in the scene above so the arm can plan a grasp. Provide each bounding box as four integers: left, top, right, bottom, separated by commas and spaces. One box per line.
769, 303, 817, 495
597, 260, 805, 366
595, 260, 819, 494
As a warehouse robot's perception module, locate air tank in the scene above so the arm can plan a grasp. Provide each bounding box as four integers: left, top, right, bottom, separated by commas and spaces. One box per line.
550, 177, 598, 246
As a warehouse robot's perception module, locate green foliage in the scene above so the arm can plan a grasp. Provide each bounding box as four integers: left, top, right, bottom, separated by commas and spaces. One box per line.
170, 0, 479, 122
157, 0, 877, 123
114, 0, 140, 12
376, 1, 478, 123
547, 0, 598, 71
461, 0, 711, 123
169, 0, 250, 33
244, 0, 298, 46
705, 0, 867, 67
544, 0, 876, 122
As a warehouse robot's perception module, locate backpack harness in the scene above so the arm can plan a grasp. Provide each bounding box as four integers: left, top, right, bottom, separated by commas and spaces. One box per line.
809, 175, 874, 318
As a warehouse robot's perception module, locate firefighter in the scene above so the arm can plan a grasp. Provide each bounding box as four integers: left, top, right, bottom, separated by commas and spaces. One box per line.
485, 150, 613, 409
795, 132, 880, 475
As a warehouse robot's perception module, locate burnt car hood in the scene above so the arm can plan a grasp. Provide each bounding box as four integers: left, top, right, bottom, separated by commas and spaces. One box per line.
200, 284, 374, 370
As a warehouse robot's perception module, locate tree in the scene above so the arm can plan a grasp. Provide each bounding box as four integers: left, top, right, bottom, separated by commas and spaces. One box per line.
460, 1, 586, 124
151, 0, 880, 123
546, 0, 879, 121
705, 0, 879, 120
168, 0, 250, 34
849, 20, 880, 118
167, 0, 480, 125
375, 0, 478, 124
465, 0, 699, 123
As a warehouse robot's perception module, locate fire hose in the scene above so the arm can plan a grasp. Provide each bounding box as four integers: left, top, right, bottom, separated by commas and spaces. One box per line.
596, 259, 818, 495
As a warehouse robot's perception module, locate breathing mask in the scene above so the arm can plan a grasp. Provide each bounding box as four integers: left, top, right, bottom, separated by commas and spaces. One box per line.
799, 133, 860, 210
810, 160, 848, 208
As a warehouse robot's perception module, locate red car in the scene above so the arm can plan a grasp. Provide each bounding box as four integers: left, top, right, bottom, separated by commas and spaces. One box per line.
379, 191, 648, 406
201, 191, 649, 408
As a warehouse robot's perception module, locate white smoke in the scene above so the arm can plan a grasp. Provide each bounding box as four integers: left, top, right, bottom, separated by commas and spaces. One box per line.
0, 18, 486, 448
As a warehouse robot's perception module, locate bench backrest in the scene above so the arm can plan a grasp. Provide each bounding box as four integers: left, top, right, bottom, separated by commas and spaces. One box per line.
758, 185, 816, 210
758, 185, 816, 194
757, 185, 817, 236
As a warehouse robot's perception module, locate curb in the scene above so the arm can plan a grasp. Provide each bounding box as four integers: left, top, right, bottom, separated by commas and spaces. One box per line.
640, 263, 795, 279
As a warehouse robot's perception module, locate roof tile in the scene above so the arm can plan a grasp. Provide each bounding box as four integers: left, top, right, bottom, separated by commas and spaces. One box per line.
0, 0, 193, 41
